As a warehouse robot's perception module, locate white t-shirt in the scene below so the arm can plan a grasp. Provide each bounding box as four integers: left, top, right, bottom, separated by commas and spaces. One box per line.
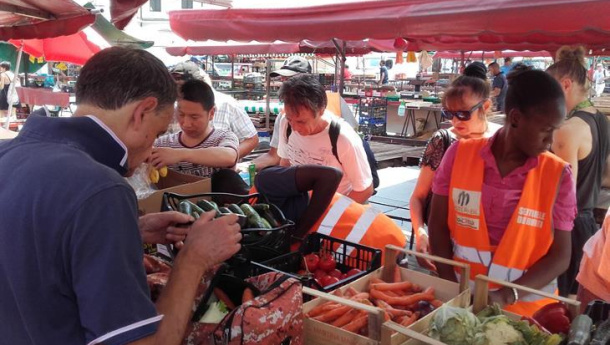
277, 111, 372, 195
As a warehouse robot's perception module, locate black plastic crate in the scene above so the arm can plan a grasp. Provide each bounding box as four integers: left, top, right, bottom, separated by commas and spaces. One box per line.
234, 233, 381, 296
161, 192, 294, 262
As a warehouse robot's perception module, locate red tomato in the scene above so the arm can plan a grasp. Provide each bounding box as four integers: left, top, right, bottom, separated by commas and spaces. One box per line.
314, 278, 323, 289
322, 275, 340, 287
346, 268, 362, 277
304, 253, 320, 272
319, 255, 337, 272
297, 270, 307, 276
340, 273, 348, 280
314, 269, 327, 280
329, 269, 342, 278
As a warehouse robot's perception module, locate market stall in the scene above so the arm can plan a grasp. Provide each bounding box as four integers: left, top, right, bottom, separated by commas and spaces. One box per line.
168, 0, 610, 139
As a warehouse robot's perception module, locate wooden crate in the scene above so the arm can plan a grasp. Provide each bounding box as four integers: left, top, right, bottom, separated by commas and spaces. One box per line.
302, 245, 471, 345
383, 275, 581, 345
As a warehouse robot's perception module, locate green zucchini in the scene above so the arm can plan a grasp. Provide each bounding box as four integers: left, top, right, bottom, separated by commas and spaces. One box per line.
259, 218, 272, 229
252, 203, 280, 228
191, 211, 200, 220
178, 200, 192, 215
197, 199, 220, 215
189, 201, 205, 215
252, 204, 270, 212
218, 207, 232, 215
568, 315, 592, 345
228, 204, 245, 215
240, 204, 270, 229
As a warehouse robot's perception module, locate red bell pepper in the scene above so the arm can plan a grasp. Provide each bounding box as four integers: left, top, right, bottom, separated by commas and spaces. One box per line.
532, 302, 571, 334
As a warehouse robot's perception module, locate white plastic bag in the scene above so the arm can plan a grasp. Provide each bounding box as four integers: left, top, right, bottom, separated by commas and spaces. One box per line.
125, 163, 157, 199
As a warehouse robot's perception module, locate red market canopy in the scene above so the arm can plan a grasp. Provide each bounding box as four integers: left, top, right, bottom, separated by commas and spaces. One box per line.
169, 0, 610, 51
166, 41, 301, 56
110, 0, 147, 30
166, 39, 398, 57
0, 1, 95, 40
434, 50, 552, 60
9, 31, 102, 65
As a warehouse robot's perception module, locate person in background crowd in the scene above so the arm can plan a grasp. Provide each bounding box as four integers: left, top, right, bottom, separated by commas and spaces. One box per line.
277, 74, 373, 203
248, 56, 359, 171
343, 64, 352, 80
577, 207, 610, 311
152, 79, 239, 178
593, 63, 608, 97
463, 61, 489, 80
0, 61, 13, 117
379, 59, 389, 86
488, 62, 508, 112
0, 47, 242, 345
170, 62, 259, 158
501, 57, 513, 75
410, 64, 499, 270
547, 46, 610, 296
429, 69, 577, 317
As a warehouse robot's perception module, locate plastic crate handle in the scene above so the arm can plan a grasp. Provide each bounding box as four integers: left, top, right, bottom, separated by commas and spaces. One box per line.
473, 274, 580, 317
302, 286, 385, 341
383, 244, 471, 293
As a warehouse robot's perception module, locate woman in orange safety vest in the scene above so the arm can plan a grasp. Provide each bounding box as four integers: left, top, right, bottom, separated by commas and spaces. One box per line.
428, 68, 578, 317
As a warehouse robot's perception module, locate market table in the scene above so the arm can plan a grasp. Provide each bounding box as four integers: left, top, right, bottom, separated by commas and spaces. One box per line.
399, 102, 442, 137
16, 87, 70, 108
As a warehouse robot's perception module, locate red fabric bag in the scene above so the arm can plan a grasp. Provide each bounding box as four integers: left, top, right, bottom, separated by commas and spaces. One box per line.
213, 272, 303, 345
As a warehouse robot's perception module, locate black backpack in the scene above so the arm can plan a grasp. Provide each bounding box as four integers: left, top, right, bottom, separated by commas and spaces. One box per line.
286, 120, 380, 190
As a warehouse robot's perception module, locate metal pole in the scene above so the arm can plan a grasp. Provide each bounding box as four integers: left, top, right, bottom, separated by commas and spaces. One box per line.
231, 54, 234, 90
4, 45, 23, 130
339, 41, 346, 97
265, 59, 271, 130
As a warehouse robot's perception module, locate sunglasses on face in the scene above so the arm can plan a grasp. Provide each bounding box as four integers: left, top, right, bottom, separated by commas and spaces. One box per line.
441, 100, 485, 121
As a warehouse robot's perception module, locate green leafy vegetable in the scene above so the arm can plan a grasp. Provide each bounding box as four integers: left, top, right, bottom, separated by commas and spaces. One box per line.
429, 306, 480, 345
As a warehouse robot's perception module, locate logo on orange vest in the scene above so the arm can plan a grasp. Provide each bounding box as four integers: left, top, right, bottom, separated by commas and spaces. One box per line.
452, 188, 481, 216
456, 215, 480, 230
516, 207, 545, 228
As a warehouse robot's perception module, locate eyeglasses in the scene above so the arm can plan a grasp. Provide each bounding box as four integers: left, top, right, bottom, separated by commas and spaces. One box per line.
441, 100, 485, 121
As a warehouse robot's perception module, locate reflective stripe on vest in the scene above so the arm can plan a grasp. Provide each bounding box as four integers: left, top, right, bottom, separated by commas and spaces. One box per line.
338, 207, 380, 256
453, 243, 492, 267
488, 263, 557, 302
317, 195, 352, 235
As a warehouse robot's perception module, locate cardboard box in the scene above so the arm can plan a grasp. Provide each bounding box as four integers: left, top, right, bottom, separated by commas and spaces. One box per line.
386, 275, 580, 345
302, 245, 471, 345
138, 175, 211, 214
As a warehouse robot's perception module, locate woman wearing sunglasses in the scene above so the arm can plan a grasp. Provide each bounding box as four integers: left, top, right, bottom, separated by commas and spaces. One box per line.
546, 46, 610, 297
428, 69, 577, 317
409, 70, 499, 270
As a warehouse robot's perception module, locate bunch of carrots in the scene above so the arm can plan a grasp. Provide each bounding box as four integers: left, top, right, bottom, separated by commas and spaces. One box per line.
305, 267, 443, 335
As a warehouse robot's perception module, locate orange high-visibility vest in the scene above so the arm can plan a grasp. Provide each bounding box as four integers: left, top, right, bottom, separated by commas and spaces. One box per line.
448, 138, 566, 316
310, 193, 407, 262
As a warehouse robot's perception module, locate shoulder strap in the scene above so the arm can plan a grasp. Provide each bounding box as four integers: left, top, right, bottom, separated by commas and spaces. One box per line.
329, 119, 341, 164
439, 129, 452, 153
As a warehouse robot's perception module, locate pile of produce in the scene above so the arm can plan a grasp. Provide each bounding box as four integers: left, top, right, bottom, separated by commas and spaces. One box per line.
428, 304, 565, 345
298, 252, 362, 288
177, 199, 281, 230
149, 165, 168, 183
305, 269, 444, 335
